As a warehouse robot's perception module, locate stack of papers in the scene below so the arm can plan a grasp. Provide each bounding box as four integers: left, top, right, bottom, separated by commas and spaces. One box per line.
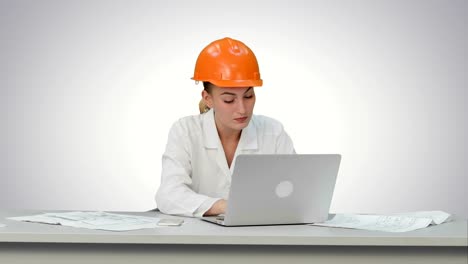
8, 211, 160, 231
310, 211, 452, 232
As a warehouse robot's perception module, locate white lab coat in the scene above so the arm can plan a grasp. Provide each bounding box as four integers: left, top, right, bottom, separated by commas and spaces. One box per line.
155, 109, 295, 217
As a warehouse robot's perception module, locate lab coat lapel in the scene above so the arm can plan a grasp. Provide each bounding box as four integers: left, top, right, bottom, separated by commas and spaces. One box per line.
202, 109, 219, 149
203, 110, 259, 177
237, 117, 258, 151
202, 109, 231, 178
230, 116, 258, 173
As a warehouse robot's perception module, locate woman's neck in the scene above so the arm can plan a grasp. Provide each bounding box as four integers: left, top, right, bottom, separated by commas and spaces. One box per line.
215, 122, 241, 144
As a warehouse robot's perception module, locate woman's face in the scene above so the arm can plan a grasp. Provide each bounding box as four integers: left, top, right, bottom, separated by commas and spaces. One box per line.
203, 86, 256, 133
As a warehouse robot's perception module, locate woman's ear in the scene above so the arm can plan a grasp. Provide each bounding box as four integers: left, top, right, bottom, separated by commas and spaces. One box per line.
202, 90, 213, 108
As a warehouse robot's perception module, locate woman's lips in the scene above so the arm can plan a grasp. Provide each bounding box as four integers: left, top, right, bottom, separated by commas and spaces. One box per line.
234, 117, 248, 123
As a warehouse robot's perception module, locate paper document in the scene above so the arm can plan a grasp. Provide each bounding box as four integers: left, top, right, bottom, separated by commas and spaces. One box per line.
389, 210, 452, 225
310, 211, 452, 232
8, 211, 160, 231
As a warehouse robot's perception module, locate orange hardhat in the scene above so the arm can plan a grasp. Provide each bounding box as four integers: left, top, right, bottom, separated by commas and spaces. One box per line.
192, 37, 263, 87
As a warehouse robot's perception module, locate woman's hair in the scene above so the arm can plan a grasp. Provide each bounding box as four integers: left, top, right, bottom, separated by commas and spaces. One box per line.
199, 82, 214, 114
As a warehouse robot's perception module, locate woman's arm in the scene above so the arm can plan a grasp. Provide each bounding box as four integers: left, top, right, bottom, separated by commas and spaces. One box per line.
276, 124, 296, 154
156, 120, 220, 217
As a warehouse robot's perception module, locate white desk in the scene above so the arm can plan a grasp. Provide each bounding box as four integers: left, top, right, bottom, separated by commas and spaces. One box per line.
0, 210, 466, 264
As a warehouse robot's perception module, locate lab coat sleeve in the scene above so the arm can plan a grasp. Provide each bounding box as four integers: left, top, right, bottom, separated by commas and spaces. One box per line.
155, 120, 219, 217
276, 124, 296, 154
193, 198, 221, 217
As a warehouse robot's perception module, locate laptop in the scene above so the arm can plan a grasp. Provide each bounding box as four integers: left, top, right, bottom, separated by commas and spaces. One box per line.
202, 154, 341, 226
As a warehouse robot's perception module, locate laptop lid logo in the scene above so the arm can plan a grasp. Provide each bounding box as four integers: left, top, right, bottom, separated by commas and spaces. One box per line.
275, 181, 294, 198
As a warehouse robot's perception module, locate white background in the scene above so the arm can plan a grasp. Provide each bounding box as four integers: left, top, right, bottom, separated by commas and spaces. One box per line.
1, 0, 466, 218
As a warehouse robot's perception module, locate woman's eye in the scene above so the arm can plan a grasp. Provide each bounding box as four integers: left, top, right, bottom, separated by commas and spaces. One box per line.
224, 100, 234, 104
244, 95, 253, 99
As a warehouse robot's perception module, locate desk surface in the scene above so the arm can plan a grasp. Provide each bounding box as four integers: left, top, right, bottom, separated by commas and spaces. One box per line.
0, 210, 466, 247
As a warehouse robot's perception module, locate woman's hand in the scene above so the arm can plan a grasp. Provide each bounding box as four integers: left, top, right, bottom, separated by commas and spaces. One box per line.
204, 199, 227, 216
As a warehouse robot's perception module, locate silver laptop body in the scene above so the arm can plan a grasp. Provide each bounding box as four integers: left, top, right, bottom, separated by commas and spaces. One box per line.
202, 154, 341, 226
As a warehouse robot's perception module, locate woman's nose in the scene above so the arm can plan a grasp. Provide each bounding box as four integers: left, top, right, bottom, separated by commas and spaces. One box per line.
237, 99, 246, 114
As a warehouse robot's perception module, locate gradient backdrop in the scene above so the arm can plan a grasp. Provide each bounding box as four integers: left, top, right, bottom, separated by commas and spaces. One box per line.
1, 0, 467, 218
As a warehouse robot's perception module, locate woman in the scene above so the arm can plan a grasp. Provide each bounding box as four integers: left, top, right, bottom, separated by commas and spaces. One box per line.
155, 37, 295, 217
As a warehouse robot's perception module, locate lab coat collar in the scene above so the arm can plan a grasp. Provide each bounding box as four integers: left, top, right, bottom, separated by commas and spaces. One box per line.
202, 109, 258, 150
